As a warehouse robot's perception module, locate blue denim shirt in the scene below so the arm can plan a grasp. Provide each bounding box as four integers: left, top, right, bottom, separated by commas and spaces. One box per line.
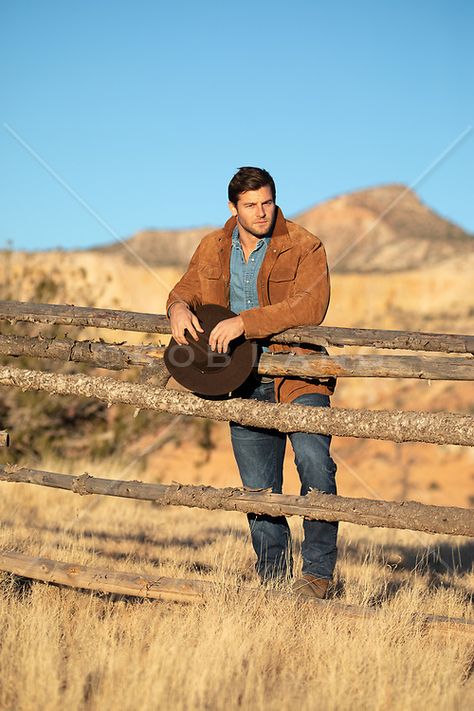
229, 225, 269, 314
230, 225, 271, 360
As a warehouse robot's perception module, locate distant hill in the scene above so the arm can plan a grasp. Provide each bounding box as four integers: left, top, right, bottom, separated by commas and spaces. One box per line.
91, 226, 211, 269
92, 184, 472, 272
295, 184, 472, 272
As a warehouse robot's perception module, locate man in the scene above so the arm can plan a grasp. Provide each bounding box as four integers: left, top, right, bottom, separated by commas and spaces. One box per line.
166, 167, 337, 599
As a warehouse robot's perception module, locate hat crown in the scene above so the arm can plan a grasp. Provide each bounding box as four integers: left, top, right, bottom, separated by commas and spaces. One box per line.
180, 334, 231, 373
164, 304, 257, 396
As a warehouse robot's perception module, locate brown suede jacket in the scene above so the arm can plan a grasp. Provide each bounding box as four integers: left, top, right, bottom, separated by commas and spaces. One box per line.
166, 207, 336, 403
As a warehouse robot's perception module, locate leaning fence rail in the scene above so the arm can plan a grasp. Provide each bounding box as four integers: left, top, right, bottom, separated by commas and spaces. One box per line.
1, 550, 472, 635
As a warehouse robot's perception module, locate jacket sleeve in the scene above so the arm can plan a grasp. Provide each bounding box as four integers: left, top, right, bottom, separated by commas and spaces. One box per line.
165, 241, 204, 317
240, 240, 331, 339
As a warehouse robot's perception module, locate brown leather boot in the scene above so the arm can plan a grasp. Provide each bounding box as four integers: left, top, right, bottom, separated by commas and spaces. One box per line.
292, 574, 329, 600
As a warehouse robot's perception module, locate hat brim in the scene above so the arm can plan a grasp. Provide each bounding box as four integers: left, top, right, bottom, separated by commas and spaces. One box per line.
164, 304, 257, 396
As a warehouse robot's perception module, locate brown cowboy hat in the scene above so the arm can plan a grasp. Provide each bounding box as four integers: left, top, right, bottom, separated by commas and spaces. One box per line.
164, 304, 257, 396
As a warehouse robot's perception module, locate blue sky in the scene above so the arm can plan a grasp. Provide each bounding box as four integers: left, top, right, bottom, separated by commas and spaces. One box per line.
1, 0, 473, 251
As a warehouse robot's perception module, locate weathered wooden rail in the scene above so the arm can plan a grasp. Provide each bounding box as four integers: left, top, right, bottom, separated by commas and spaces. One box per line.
0, 365, 473, 446
1, 465, 472, 536
0, 550, 472, 636
1, 333, 473, 380
1, 299, 473, 353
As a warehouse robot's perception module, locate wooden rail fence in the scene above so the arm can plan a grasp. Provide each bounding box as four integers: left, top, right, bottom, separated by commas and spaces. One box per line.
0, 299, 472, 624
1, 333, 473, 380
0, 365, 473, 446
1, 465, 472, 536
1, 550, 472, 636
0, 299, 473, 352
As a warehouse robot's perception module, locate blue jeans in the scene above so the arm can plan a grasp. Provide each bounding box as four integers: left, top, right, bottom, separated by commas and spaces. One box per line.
230, 377, 338, 582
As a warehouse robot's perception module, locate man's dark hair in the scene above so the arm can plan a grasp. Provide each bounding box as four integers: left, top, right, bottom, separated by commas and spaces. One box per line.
228, 166, 276, 206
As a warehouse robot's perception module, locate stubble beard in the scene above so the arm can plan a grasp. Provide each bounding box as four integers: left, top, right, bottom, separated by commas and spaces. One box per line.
237, 213, 275, 240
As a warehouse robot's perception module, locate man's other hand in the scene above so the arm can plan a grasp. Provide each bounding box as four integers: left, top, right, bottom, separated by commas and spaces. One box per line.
169, 303, 204, 345
209, 316, 245, 353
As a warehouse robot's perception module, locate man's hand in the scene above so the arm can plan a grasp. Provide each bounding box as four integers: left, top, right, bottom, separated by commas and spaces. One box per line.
209, 315, 245, 353
169, 302, 204, 345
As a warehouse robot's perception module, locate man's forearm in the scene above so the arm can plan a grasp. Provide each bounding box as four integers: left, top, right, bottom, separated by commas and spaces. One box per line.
240, 240, 330, 339
240, 281, 330, 339
239, 299, 325, 340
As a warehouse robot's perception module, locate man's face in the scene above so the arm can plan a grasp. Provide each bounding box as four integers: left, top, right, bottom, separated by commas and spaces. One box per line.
228, 185, 276, 239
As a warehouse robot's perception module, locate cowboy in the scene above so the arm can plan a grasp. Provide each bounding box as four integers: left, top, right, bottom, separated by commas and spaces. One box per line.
166, 167, 337, 599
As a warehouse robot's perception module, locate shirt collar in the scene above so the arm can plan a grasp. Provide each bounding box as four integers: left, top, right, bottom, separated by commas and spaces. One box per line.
231, 224, 271, 249
231, 225, 240, 244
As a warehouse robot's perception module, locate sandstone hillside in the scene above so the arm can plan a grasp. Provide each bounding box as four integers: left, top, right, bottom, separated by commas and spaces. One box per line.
91, 225, 211, 269
1, 235, 472, 337
295, 184, 472, 271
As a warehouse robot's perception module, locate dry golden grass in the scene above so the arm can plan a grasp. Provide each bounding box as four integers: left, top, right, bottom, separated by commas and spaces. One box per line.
0, 455, 473, 711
